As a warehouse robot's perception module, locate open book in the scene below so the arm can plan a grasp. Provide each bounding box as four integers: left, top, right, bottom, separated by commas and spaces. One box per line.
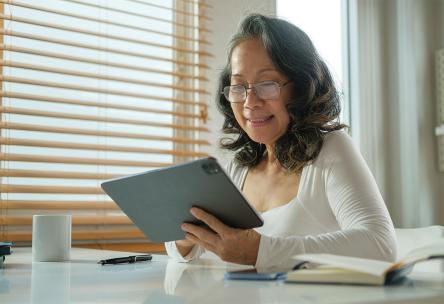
287, 239, 444, 285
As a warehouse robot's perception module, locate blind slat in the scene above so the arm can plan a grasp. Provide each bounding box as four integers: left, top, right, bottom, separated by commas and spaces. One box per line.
0, 137, 209, 157
181, 0, 213, 9
126, 0, 211, 21
76, 242, 165, 253
1, 76, 208, 106
0, 14, 212, 56
0, 106, 209, 131
62, 0, 209, 32
0, 91, 205, 119
0, 184, 103, 194
0, 44, 209, 81
1, 60, 210, 94
3, 229, 146, 241
0, 215, 133, 226
2, 215, 133, 225
1, 29, 210, 68
0, 153, 172, 167
0, 169, 120, 179
0, 122, 211, 145
1, 0, 210, 44
1, 200, 118, 210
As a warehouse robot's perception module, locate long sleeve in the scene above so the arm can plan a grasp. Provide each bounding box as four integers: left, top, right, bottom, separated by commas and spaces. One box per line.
255, 131, 397, 269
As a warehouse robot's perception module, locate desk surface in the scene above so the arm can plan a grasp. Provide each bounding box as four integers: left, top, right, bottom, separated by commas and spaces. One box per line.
1, 248, 444, 304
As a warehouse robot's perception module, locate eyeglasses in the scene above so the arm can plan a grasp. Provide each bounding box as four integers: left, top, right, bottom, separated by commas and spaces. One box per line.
222, 80, 291, 103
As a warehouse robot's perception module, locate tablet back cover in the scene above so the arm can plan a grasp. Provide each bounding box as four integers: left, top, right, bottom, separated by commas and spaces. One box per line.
101, 157, 263, 242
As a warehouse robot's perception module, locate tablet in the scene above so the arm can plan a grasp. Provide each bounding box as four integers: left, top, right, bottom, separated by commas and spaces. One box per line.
101, 157, 264, 242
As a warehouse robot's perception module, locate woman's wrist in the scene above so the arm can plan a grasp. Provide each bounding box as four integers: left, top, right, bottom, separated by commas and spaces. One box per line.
248, 230, 261, 265
175, 239, 195, 257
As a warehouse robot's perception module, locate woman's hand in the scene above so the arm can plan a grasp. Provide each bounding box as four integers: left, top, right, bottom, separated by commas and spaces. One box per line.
181, 207, 261, 265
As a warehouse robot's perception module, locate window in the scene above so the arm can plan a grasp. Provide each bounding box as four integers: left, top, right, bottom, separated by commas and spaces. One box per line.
0, 0, 211, 252
277, 0, 349, 124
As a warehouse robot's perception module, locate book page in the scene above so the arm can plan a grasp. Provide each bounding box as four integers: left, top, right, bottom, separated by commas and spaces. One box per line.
293, 253, 393, 276
400, 239, 444, 266
287, 266, 385, 285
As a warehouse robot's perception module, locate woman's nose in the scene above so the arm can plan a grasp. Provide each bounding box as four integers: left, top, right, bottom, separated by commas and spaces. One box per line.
243, 87, 263, 109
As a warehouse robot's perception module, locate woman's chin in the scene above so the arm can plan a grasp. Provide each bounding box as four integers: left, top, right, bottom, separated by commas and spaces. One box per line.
247, 133, 280, 146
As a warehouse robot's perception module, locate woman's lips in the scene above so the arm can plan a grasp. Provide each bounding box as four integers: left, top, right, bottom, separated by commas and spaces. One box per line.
246, 115, 274, 127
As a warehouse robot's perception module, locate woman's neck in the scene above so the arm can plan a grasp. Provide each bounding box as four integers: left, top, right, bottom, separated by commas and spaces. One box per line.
261, 144, 283, 173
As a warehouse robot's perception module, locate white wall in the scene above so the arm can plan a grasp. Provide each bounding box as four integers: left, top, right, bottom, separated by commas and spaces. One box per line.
201, 0, 276, 166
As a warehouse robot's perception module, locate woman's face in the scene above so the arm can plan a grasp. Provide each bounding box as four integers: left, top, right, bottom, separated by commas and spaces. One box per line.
229, 39, 292, 145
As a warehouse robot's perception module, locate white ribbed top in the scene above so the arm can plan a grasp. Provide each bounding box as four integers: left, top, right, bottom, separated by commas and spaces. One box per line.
165, 131, 397, 269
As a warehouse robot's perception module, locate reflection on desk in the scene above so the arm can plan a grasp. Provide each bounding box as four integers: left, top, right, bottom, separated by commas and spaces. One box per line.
1, 247, 444, 304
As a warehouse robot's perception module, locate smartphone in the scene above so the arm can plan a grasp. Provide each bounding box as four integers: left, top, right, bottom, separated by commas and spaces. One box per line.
224, 268, 287, 281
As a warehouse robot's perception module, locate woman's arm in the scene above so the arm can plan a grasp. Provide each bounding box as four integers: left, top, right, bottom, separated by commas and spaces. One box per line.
255, 132, 397, 269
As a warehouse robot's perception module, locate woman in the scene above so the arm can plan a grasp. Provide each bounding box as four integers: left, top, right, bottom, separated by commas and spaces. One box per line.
165, 14, 397, 269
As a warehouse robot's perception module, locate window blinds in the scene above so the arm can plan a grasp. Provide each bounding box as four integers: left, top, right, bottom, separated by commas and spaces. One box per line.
0, 0, 211, 252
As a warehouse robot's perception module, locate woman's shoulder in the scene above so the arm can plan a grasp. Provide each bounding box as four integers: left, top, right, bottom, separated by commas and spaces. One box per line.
323, 129, 353, 147
224, 158, 243, 176
317, 130, 357, 161
224, 158, 248, 187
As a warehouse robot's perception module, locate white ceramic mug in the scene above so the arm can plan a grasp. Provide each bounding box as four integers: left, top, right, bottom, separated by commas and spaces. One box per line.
32, 215, 72, 262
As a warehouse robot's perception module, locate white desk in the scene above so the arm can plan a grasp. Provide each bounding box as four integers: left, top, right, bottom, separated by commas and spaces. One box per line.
1, 248, 444, 304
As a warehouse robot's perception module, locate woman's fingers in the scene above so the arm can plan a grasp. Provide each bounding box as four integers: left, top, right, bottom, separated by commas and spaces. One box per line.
184, 232, 216, 252
181, 223, 219, 244
181, 207, 260, 265
190, 207, 228, 235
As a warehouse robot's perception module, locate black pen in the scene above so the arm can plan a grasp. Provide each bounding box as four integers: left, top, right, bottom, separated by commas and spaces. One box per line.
98, 254, 152, 265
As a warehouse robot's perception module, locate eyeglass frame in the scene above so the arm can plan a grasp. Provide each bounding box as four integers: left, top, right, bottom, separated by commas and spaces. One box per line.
221, 80, 292, 103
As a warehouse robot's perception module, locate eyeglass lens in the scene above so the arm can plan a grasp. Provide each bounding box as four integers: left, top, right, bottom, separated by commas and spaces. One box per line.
223, 81, 281, 103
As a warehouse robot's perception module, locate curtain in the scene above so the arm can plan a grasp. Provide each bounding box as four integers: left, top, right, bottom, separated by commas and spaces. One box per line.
348, 0, 444, 227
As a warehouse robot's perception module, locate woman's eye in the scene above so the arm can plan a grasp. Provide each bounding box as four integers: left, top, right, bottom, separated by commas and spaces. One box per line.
230, 86, 245, 93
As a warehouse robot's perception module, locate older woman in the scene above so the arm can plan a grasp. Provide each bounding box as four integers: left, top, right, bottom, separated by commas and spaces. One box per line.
165, 14, 397, 269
